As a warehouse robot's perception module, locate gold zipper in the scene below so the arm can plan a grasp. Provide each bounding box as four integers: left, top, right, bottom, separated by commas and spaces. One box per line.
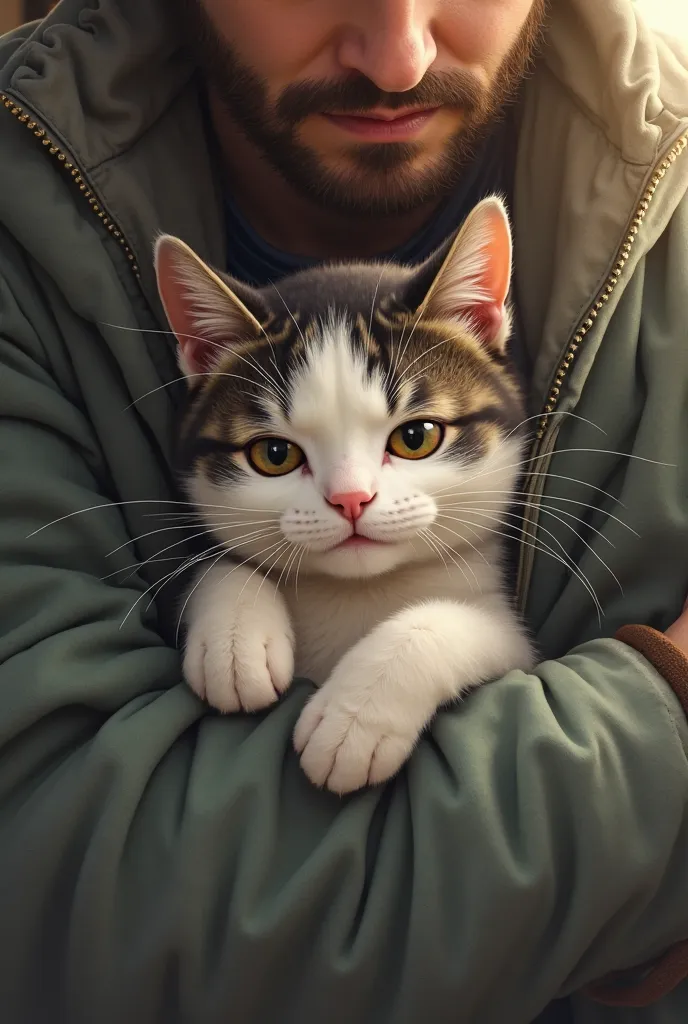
536, 131, 688, 440
516, 130, 688, 607
1, 92, 140, 278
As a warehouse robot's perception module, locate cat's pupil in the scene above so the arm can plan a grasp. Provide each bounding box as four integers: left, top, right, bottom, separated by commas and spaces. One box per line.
267, 440, 290, 466
403, 423, 430, 451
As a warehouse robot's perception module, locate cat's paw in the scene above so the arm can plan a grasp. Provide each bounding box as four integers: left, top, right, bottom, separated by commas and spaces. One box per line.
183, 572, 295, 714
293, 621, 439, 794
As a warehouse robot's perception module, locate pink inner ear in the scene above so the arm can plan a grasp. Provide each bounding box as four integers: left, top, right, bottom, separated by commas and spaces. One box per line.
471, 302, 505, 344
480, 206, 511, 309
156, 239, 219, 376
181, 336, 219, 374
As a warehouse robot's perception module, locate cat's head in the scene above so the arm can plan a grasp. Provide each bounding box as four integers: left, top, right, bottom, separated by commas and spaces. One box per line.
155, 196, 526, 581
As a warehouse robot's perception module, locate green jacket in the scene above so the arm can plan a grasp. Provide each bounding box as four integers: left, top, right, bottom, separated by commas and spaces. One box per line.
1, 0, 688, 1021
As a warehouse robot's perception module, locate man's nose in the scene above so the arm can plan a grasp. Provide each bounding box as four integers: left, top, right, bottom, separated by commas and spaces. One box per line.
327, 490, 377, 522
336, 1, 437, 94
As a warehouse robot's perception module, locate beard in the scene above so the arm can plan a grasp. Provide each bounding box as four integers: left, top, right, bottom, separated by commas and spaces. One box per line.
173, 0, 549, 216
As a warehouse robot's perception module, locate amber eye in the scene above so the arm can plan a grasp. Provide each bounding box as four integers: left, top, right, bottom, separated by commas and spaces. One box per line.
247, 438, 304, 476
387, 421, 444, 460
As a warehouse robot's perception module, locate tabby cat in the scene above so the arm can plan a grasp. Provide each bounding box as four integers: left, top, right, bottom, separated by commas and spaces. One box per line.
154, 195, 534, 795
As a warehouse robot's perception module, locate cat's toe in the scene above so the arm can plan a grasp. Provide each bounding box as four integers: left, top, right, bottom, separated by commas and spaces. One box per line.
232, 634, 294, 712
295, 699, 386, 795
367, 734, 415, 787
293, 689, 327, 754
183, 624, 294, 714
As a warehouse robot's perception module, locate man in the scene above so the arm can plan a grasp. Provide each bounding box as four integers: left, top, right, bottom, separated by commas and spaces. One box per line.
0, 0, 687, 1021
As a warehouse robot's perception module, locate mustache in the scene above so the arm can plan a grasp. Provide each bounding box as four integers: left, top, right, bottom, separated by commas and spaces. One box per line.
275, 70, 483, 125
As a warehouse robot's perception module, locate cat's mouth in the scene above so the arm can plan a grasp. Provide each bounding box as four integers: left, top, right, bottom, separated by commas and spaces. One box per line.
333, 534, 383, 550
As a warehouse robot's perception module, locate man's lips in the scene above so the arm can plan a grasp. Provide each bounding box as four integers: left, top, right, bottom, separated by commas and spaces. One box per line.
321, 107, 439, 141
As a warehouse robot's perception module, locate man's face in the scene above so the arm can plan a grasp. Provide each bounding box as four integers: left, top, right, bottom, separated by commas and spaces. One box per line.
178, 0, 547, 215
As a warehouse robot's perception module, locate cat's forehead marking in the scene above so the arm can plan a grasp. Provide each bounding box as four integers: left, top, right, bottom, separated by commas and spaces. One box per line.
286, 314, 389, 439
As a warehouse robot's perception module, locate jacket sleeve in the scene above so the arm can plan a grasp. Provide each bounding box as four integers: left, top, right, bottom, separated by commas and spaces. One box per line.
2, 271, 688, 1024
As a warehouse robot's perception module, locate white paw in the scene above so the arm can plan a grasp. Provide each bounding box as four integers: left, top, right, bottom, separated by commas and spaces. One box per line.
293, 624, 439, 795
183, 567, 295, 714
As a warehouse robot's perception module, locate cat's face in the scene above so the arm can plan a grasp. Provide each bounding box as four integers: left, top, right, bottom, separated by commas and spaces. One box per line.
156, 197, 525, 581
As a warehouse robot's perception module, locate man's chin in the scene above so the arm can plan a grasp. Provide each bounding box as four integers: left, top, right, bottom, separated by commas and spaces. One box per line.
305, 161, 452, 217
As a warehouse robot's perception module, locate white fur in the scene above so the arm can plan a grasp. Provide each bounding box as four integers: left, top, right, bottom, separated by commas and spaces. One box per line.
183, 563, 295, 713
182, 317, 534, 793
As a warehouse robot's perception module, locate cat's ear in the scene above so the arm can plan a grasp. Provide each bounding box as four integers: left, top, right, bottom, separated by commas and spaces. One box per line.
154, 235, 265, 377
410, 196, 513, 355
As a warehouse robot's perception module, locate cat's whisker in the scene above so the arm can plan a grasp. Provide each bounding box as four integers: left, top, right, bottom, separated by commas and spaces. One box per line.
238, 348, 290, 406
103, 321, 290, 407
139, 532, 281, 620
500, 410, 607, 446
236, 540, 292, 607
441, 502, 609, 580
420, 527, 479, 592
286, 545, 306, 593
431, 530, 484, 594
431, 488, 638, 535
391, 354, 446, 403
442, 498, 617, 547
450, 411, 606, 478
439, 503, 624, 593
391, 334, 455, 396
143, 543, 230, 602
429, 518, 490, 568
126, 370, 287, 411
26, 497, 280, 538
145, 502, 282, 517
270, 282, 307, 347
394, 305, 426, 375
293, 544, 308, 600
172, 548, 236, 645
418, 527, 453, 580
439, 510, 603, 622
253, 542, 293, 607
114, 521, 279, 572
106, 525, 218, 575
101, 552, 219, 583
368, 264, 387, 338
275, 543, 301, 597
106, 519, 279, 559
431, 469, 628, 507
173, 537, 288, 645
422, 524, 481, 589
119, 526, 283, 625
451, 446, 673, 497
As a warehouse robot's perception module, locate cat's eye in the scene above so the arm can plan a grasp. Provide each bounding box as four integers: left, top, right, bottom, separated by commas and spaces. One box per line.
247, 437, 304, 476
387, 421, 444, 460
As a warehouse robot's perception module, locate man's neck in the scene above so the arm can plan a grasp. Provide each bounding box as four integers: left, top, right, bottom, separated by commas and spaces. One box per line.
209, 93, 442, 261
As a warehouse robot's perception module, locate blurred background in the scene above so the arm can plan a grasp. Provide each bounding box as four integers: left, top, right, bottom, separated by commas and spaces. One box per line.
1, 2, 54, 35
1, 0, 687, 49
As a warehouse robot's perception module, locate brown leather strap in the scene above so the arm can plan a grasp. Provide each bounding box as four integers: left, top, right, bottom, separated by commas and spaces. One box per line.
586, 624, 688, 1007
617, 624, 688, 715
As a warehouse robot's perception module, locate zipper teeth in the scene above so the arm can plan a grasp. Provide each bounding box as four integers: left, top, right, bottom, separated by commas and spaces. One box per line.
516, 130, 688, 607
536, 131, 688, 440
1, 92, 140, 278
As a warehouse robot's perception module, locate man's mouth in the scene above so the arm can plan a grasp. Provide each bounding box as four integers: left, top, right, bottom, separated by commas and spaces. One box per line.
321, 107, 440, 141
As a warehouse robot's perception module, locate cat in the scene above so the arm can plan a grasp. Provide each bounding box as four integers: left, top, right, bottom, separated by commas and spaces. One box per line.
154, 195, 535, 795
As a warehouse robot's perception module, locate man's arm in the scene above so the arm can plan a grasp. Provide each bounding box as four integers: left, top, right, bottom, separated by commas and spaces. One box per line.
2, 273, 688, 1024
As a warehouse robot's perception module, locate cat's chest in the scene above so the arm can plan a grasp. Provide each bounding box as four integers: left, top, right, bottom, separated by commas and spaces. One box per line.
281, 561, 492, 683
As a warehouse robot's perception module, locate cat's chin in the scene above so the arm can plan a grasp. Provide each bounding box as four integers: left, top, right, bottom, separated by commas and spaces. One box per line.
302, 539, 421, 580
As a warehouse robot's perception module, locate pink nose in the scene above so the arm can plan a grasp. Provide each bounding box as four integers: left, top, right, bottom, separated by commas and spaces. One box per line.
327, 490, 376, 522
